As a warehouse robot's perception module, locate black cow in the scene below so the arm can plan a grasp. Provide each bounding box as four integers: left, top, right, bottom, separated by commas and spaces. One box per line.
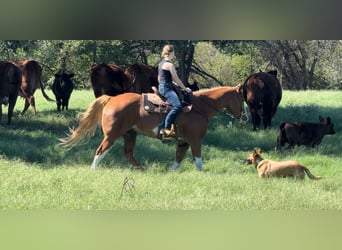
276, 116, 335, 150
243, 70, 282, 130
52, 72, 74, 111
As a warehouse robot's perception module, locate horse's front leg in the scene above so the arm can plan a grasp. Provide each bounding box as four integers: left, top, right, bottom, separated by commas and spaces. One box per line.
170, 142, 190, 171
123, 129, 144, 170
189, 140, 203, 171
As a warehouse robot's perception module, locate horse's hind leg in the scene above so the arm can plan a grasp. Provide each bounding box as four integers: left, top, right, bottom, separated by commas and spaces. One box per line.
123, 129, 143, 170
91, 135, 117, 170
91, 149, 110, 170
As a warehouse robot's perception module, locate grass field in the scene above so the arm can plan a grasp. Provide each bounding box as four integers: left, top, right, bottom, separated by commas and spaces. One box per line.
0, 89, 341, 210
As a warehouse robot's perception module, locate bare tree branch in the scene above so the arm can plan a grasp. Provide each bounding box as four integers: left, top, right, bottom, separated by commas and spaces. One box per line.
191, 60, 224, 86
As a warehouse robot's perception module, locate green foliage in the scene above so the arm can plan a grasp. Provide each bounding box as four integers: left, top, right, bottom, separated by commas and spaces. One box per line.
1, 40, 341, 90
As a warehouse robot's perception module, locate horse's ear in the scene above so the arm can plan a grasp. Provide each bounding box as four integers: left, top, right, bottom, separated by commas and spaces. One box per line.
236, 83, 243, 93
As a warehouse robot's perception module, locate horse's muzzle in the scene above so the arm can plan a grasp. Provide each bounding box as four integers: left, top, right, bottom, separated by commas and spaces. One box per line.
238, 106, 249, 124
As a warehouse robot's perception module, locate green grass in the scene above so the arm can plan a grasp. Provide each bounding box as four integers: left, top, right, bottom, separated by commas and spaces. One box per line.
0, 89, 342, 210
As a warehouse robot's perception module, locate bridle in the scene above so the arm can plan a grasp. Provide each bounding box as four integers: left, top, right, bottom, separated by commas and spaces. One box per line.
224, 104, 249, 124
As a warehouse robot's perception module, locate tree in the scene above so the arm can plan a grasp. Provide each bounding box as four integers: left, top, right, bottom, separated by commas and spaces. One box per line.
260, 40, 339, 89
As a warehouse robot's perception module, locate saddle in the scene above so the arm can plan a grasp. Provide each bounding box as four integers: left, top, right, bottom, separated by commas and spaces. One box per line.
143, 86, 192, 113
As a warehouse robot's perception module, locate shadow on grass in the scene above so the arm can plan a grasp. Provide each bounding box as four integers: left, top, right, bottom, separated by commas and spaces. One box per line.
0, 104, 340, 170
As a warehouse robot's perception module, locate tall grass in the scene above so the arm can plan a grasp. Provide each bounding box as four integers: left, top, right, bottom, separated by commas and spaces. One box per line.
0, 89, 341, 210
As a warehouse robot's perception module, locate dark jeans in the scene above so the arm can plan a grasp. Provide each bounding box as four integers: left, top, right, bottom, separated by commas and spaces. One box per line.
158, 82, 182, 129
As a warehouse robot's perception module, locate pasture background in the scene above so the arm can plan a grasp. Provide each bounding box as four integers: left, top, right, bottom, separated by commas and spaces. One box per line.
0, 89, 341, 210
1, 89, 342, 250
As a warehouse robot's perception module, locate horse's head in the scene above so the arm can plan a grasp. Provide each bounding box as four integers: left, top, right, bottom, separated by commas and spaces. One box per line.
228, 84, 249, 124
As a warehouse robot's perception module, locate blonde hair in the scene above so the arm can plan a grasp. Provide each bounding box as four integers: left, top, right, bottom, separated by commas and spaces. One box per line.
161, 44, 174, 57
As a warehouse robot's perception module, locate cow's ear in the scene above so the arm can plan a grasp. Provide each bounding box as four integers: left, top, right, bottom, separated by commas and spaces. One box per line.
319, 115, 324, 122
55, 73, 61, 77
256, 148, 262, 154
68, 73, 74, 78
326, 117, 331, 124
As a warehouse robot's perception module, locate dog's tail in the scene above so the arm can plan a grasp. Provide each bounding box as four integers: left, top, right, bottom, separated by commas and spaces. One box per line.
302, 166, 322, 180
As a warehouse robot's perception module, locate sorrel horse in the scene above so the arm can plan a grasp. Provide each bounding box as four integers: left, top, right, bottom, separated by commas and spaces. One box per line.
60, 84, 247, 171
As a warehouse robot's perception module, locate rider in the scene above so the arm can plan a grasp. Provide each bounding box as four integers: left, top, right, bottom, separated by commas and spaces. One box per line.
158, 44, 191, 137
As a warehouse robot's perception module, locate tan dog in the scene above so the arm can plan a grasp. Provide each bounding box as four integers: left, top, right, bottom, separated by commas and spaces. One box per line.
245, 148, 322, 180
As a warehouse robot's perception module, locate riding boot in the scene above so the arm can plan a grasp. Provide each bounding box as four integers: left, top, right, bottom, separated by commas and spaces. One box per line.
160, 124, 175, 138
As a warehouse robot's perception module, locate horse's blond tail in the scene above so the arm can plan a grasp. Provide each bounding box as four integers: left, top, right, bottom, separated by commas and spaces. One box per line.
59, 95, 112, 148
302, 166, 322, 180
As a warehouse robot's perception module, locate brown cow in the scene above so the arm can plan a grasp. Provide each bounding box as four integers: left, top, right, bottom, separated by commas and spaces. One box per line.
90, 63, 127, 97
123, 63, 158, 94
0, 61, 22, 124
276, 116, 335, 150
243, 70, 282, 131
15, 59, 54, 114
90, 63, 157, 98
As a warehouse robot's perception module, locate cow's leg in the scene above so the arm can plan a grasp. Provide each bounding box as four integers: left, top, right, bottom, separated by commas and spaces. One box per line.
122, 130, 143, 170
250, 109, 260, 131
263, 112, 272, 129
22, 96, 36, 114
56, 98, 62, 111
61, 97, 69, 111
22, 98, 30, 114
29, 96, 36, 114
64, 97, 70, 110
7, 95, 18, 125
275, 132, 284, 151
0, 98, 3, 124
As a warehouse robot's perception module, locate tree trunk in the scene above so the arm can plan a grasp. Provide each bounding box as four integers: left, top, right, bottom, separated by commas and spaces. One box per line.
174, 41, 195, 84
